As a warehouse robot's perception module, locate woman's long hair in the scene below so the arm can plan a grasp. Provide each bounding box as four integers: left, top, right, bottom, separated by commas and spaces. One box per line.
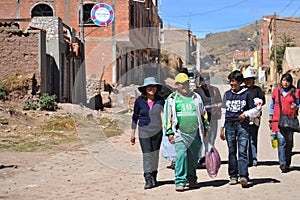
280, 73, 296, 96
139, 88, 162, 101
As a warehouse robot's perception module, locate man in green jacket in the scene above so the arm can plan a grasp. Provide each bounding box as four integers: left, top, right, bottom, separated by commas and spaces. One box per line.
164, 73, 210, 192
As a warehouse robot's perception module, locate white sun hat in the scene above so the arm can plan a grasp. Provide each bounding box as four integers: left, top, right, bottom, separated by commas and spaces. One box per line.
243, 67, 257, 79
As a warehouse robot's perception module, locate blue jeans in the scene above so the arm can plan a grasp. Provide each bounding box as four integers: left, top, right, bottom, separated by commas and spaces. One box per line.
225, 121, 249, 179
248, 124, 259, 165
276, 131, 294, 167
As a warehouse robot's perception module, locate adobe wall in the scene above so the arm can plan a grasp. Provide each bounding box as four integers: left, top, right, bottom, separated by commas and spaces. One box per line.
0, 29, 41, 82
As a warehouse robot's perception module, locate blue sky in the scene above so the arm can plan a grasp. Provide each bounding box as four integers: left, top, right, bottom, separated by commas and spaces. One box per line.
160, 0, 300, 38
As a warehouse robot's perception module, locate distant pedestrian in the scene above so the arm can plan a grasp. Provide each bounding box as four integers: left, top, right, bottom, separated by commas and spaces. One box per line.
219, 70, 260, 188
243, 67, 266, 166
130, 77, 165, 189
269, 73, 299, 173
268, 84, 273, 94
164, 73, 210, 192
194, 73, 222, 168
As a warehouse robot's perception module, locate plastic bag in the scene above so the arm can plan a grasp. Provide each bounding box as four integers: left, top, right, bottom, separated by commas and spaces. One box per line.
205, 144, 221, 178
270, 133, 278, 148
161, 131, 176, 162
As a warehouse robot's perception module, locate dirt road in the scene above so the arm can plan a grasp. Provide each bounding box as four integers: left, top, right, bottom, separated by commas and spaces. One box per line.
0, 95, 300, 200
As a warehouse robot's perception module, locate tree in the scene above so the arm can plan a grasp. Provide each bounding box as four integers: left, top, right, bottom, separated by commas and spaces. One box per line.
271, 33, 296, 73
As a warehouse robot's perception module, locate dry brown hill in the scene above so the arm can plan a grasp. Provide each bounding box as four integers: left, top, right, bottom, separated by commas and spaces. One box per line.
198, 20, 261, 79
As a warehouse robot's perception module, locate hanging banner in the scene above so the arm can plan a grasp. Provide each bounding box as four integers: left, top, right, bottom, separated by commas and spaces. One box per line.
91, 3, 114, 26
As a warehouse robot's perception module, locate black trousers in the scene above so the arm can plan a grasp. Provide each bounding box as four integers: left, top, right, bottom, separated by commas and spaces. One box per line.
139, 129, 162, 181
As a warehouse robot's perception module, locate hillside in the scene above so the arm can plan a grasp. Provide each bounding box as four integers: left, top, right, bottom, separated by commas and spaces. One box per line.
198, 20, 261, 79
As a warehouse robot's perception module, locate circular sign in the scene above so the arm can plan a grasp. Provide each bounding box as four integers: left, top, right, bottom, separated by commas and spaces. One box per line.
91, 3, 114, 26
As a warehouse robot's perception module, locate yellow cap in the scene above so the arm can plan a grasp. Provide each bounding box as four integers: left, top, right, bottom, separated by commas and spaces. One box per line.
175, 73, 189, 83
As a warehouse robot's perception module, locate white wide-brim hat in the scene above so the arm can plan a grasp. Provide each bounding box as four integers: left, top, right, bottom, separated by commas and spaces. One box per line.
138, 77, 162, 93
243, 68, 257, 79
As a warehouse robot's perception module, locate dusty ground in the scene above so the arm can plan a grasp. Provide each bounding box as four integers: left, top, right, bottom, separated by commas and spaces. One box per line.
1, 95, 300, 200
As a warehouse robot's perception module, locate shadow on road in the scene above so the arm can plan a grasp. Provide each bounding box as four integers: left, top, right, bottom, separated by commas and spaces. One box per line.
0, 165, 18, 169
221, 160, 279, 166
198, 179, 228, 188
157, 180, 174, 186
251, 178, 280, 186
256, 161, 279, 166
221, 160, 228, 165
156, 179, 228, 189
289, 166, 300, 172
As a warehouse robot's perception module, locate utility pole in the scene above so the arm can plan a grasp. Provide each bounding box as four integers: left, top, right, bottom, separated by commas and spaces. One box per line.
79, 0, 84, 59
78, 0, 86, 104
273, 12, 277, 85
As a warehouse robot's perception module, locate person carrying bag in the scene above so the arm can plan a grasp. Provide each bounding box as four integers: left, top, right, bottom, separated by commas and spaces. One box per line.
278, 89, 300, 132
269, 73, 300, 173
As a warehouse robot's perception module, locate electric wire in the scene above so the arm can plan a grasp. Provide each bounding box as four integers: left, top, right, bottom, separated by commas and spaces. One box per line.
291, 6, 300, 16
277, 0, 294, 15
164, 0, 249, 18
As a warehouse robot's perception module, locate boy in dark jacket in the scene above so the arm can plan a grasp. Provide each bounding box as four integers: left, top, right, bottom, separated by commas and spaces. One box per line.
219, 70, 260, 188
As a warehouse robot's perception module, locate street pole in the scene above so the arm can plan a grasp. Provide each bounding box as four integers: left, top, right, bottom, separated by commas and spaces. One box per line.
79, 0, 86, 104
79, 0, 84, 59
274, 12, 277, 86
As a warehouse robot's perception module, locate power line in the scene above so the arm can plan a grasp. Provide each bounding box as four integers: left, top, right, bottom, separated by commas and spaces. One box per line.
164, 0, 249, 18
291, 6, 300, 16
191, 0, 249, 17
278, 0, 294, 14
166, 18, 257, 30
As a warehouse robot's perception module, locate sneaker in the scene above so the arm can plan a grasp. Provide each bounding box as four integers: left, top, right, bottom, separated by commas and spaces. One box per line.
144, 180, 154, 190
240, 177, 248, 188
175, 186, 185, 192
229, 177, 238, 185
253, 160, 258, 167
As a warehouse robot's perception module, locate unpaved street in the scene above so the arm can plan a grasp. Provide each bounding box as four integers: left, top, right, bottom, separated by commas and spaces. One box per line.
0, 95, 300, 200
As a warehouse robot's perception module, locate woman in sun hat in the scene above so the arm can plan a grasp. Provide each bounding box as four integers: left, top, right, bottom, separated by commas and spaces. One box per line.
131, 77, 165, 189
243, 66, 266, 167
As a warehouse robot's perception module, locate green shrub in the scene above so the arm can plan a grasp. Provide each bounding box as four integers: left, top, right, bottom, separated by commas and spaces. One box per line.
23, 98, 39, 110
39, 93, 57, 111
0, 83, 7, 100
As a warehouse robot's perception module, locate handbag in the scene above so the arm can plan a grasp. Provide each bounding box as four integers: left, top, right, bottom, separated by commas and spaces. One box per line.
277, 90, 300, 132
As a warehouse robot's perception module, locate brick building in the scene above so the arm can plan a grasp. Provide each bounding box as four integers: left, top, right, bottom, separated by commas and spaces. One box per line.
161, 26, 197, 71
0, 0, 162, 102
260, 15, 300, 85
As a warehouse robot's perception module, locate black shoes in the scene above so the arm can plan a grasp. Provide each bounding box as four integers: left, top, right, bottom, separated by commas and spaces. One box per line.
144, 178, 158, 189
167, 162, 175, 170
144, 180, 154, 189
280, 165, 289, 173
197, 157, 206, 169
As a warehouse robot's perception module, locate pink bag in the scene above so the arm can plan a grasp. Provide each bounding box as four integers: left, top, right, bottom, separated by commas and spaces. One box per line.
205, 145, 221, 178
